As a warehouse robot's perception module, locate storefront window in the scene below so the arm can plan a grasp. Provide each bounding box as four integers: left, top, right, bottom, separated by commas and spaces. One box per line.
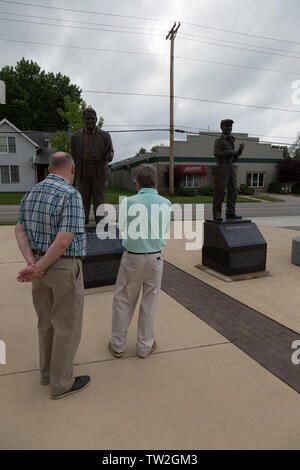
184, 174, 201, 188
247, 172, 265, 188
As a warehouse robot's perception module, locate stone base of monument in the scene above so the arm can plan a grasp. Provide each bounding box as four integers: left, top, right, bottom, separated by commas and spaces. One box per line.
83, 223, 124, 289
201, 219, 267, 277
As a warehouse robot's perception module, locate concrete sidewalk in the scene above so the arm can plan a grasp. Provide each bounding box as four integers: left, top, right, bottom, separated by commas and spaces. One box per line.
0, 224, 299, 450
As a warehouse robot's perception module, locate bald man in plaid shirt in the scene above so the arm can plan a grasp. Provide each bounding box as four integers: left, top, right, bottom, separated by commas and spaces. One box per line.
15, 152, 90, 399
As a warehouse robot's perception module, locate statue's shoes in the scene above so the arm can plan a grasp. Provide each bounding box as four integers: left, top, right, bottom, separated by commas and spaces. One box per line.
213, 213, 223, 222
226, 214, 242, 220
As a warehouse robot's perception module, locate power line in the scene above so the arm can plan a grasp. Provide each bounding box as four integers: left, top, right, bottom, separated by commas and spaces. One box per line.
0, 0, 171, 24
1, 37, 299, 77
178, 36, 300, 61
178, 31, 300, 56
1, 16, 300, 61
0, 129, 295, 146
0, 10, 167, 33
82, 89, 300, 114
175, 55, 300, 77
1, 0, 299, 50
4, 9, 299, 58
114, 130, 166, 149
182, 21, 300, 47
0, 37, 167, 58
0, 17, 165, 38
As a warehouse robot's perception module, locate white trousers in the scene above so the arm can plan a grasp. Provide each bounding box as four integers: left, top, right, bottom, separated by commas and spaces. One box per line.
110, 251, 164, 357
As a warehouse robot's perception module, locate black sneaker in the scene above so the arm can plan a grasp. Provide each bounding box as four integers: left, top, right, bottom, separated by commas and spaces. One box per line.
52, 376, 91, 400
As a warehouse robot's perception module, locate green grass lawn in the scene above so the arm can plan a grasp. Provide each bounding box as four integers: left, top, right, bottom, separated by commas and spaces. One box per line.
251, 195, 286, 202
0, 187, 261, 205
0, 193, 25, 205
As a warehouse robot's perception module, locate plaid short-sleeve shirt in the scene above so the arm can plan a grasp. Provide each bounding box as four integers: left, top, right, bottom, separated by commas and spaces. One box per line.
18, 173, 86, 256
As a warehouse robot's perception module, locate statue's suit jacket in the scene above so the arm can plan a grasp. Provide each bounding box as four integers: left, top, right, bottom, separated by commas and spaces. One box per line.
71, 127, 114, 185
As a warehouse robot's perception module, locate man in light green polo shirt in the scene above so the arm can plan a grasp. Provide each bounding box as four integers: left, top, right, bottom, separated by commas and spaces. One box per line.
109, 164, 171, 358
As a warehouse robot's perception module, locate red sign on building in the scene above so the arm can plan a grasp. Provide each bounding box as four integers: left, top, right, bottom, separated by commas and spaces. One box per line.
176, 165, 207, 175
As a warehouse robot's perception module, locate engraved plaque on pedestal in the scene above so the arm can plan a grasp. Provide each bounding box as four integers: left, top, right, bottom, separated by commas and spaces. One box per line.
202, 220, 267, 276
83, 224, 124, 289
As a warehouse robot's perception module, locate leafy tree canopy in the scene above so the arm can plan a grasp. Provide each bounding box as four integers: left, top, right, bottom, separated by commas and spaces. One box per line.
0, 58, 82, 131
276, 157, 300, 193
50, 96, 104, 154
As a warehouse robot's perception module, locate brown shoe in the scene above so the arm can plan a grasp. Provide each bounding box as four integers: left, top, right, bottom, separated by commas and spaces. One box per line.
108, 342, 124, 358
137, 341, 157, 358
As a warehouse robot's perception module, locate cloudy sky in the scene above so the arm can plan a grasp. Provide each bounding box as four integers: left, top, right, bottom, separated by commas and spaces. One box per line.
1, 0, 300, 162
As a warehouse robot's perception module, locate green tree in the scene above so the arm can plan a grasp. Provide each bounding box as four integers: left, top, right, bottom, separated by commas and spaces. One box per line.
50, 96, 104, 153
276, 157, 300, 193
151, 144, 164, 153
138, 147, 147, 155
0, 58, 82, 131
283, 146, 290, 159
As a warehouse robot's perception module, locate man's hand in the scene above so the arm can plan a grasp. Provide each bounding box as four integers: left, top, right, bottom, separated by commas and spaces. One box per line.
17, 265, 45, 283
238, 143, 245, 155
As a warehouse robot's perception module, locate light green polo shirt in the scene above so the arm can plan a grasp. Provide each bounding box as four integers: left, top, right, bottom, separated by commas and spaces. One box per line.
118, 188, 172, 253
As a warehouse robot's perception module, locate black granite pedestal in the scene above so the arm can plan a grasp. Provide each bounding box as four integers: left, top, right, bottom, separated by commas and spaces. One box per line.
83, 223, 124, 289
202, 219, 267, 276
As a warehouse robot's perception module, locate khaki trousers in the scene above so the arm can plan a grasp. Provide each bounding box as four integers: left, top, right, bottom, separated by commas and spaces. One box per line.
32, 258, 84, 396
110, 251, 164, 357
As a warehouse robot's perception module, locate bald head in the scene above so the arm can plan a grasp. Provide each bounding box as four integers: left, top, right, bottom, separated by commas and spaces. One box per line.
48, 152, 75, 184
49, 152, 74, 169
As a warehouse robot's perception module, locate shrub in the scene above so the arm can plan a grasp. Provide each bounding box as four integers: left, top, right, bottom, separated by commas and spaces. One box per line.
198, 185, 214, 196
268, 181, 283, 194
292, 183, 300, 194
246, 187, 255, 195
175, 187, 197, 197
239, 184, 248, 193
239, 184, 255, 195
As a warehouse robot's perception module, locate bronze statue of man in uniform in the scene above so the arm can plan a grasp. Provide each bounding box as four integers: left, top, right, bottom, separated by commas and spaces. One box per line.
71, 108, 114, 224
212, 119, 245, 222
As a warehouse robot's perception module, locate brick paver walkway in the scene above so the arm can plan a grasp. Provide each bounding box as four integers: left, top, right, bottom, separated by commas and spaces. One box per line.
161, 262, 300, 394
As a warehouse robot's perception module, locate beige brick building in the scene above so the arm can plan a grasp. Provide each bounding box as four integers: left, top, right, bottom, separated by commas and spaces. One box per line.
110, 131, 283, 194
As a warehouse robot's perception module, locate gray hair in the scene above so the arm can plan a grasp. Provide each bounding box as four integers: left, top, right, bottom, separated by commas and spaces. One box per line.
132, 164, 157, 188
49, 152, 74, 169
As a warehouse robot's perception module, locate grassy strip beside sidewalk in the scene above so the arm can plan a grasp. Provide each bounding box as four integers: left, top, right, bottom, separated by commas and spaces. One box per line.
0, 186, 261, 205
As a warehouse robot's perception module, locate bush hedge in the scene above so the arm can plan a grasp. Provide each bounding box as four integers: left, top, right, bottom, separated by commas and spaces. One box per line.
198, 186, 214, 196
268, 181, 283, 194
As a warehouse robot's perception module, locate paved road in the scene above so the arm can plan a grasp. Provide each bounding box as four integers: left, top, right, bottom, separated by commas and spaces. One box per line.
1, 200, 300, 228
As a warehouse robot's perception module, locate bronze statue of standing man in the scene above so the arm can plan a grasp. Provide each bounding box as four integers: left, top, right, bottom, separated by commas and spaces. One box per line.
71, 108, 114, 224
213, 119, 245, 222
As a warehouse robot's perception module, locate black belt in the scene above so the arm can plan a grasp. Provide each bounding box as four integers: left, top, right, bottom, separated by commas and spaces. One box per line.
126, 251, 161, 255
33, 250, 83, 261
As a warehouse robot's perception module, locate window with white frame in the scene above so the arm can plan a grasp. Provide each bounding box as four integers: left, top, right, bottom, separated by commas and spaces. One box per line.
0, 136, 16, 153
184, 174, 201, 188
247, 172, 265, 188
0, 165, 19, 183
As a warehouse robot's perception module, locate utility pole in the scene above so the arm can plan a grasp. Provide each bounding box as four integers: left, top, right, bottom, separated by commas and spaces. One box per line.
0, 80, 6, 104
166, 22, 180, 196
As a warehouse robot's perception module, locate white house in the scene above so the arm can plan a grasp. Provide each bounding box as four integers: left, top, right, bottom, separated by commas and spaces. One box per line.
0, 118, 56, 192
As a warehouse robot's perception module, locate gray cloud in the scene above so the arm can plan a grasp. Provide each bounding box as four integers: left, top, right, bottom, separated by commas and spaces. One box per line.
1, 0, 300, 161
